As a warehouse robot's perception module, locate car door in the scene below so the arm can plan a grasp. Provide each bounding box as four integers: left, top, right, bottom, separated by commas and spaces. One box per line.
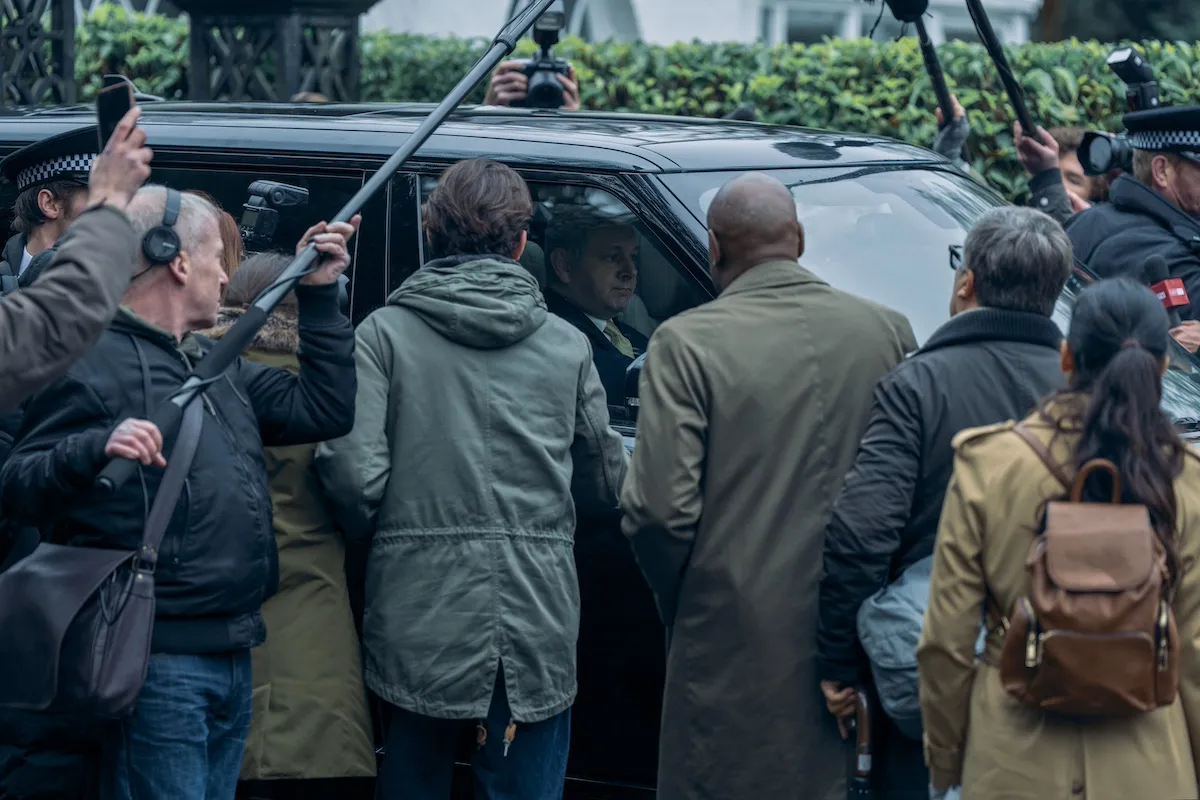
390, 166, 712, 793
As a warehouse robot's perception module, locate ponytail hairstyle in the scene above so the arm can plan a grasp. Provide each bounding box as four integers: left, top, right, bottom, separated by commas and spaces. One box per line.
1052, 277, 1185, 581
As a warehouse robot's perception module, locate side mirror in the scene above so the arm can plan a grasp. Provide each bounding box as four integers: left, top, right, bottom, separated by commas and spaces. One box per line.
624, 352, 646, 423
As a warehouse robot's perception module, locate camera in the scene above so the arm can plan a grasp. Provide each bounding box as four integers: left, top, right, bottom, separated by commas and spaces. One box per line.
1079, 48, 1159, 176
1108, 47, 1160, 113
239, 180, 309, 249
513, 0, 572, 110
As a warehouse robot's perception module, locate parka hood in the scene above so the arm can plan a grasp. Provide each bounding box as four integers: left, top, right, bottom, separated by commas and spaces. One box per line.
387, 255, 547, 349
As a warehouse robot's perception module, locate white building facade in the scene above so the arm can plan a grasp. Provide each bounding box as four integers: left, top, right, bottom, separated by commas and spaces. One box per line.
363, 0, 1044, 46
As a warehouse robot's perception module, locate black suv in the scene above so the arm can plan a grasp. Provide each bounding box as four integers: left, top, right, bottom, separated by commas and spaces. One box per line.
4, 103, 1200, 797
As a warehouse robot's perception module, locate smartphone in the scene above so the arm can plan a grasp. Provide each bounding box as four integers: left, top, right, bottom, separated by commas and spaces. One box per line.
96, 76, 135, 152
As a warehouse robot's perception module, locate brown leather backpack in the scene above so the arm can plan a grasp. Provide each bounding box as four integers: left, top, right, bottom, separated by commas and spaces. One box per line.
995, 425, 1179, 717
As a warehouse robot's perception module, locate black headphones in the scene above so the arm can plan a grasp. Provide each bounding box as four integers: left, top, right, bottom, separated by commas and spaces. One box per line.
142, 187, 182, 265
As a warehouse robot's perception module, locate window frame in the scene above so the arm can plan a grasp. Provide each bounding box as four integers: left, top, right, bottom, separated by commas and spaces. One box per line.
392, 164, 716, 309
144, 151, 391, 326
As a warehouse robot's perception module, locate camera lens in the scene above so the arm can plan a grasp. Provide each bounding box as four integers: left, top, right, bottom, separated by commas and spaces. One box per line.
1085, 137, 1113, 175
526, 71, 564, 110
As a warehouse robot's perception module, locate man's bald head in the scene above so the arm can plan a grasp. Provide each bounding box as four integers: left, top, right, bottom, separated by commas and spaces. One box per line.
706, 172, 803, 292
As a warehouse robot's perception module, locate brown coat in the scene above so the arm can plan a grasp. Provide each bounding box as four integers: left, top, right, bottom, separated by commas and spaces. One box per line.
206, 308, 376, 781
620, 260, 917, 800
0, 205, 135, 415
918, 405, 1200, 799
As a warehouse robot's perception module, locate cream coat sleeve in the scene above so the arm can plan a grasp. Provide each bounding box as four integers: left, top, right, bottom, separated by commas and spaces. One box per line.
917, 445, 989, 790
1171, 456, 1200, 783
619, 320, 709, 629
0, 204, 135, 415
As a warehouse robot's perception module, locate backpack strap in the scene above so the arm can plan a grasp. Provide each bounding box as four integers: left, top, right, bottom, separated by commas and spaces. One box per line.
1013, 424, 1073, 492
981, 424, 1072, 644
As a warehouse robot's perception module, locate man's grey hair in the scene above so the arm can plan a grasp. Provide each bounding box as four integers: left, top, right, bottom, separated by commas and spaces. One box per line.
126, 184, 221, 269
962, 206, 1072, 317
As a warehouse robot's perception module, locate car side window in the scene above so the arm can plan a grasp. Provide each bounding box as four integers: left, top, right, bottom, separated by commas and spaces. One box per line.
150, 166, 388, 326
414, 175, 706, 344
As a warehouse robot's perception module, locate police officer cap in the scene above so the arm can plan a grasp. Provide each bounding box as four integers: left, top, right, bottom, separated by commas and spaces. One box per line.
0, 126, 98, 193
1125, 105, 1200, 165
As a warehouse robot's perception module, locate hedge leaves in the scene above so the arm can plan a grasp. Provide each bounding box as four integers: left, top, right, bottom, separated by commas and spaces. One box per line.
74, 5, 1200, 203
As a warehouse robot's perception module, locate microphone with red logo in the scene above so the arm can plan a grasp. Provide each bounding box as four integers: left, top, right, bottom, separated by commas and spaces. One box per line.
1144, 254, 1188, 328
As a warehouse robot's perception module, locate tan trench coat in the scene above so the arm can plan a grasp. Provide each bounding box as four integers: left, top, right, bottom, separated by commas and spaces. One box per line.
918, 405, 1200, 800
206, 308, 376, 781
620, 260, 916, 800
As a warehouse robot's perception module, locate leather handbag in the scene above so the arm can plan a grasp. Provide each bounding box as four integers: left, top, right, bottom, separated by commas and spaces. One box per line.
0, 399, 204, 718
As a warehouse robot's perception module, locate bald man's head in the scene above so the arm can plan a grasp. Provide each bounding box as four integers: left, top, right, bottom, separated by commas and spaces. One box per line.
706, 172, 803, 292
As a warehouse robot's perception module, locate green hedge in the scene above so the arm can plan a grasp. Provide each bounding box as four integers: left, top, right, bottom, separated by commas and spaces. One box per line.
74, 5, 1200, 203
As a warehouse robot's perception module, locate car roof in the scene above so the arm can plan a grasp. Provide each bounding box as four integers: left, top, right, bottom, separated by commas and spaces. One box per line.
0, 102, 945, 174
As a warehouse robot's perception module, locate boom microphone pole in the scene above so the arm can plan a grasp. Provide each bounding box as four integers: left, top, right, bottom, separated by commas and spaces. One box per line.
95, 0, 558, 493
867, 0, 954, 128
914, 17, 954, 129
964, 0, 1038, 138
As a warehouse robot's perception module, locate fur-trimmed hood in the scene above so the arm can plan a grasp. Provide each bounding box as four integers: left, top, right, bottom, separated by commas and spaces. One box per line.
203, 306, 299, 355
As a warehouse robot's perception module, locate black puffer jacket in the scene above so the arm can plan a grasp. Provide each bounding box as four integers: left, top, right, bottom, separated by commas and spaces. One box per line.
815, 308, 1064, 799
0, 282, 355, 654
1066, 174, 1200, 319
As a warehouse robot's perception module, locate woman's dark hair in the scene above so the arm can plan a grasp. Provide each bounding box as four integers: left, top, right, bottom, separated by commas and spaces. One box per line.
223, 251, 296, 310
1049, 277, 1185, 579
422, 159, 532, 261
11, 180, 86, 235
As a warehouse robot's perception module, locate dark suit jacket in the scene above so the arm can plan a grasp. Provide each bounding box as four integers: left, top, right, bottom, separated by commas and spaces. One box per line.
545, 290, 648, 403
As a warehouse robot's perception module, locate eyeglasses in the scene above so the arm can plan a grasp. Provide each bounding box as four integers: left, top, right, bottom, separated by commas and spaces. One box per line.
949, 244, 963, 272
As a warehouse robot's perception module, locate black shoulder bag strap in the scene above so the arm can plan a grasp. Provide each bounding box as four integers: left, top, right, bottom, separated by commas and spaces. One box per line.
138, 398, 204, 569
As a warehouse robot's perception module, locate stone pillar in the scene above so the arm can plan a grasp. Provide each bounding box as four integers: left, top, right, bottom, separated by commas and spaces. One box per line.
0, 0, 76, 106
175, 0, 378, 102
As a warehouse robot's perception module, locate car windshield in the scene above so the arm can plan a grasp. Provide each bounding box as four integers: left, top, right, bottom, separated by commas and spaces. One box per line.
660, 166, 1200, 436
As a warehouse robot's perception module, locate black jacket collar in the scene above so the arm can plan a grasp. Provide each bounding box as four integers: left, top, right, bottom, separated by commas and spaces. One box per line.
1, 233, 26, 278
917, 308, 1062, 356
545, 289, 613, 350
1109, 175, 1200, 250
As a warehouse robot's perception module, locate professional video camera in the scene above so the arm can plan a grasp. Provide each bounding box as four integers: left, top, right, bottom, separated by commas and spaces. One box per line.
513, 0, 572, 109
239, 180, 309, 250
1079, 47, 1161, 176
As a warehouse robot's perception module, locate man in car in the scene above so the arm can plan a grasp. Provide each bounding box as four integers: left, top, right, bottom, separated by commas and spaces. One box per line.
1066, 105, 1200, 319
545, 204, 648, 402
817, 206, 1071, 799
620, 172, 916, 800
0, 185, 358, 799
0, 125, 98, 293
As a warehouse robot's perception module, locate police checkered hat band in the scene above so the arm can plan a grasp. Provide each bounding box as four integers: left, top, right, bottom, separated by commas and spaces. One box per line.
15, 153, 93, 192
1128, 128, 1200, 157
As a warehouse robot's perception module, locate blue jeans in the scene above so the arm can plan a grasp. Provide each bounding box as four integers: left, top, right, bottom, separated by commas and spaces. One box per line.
103, 651, 253, 800
376, 671, 570, 800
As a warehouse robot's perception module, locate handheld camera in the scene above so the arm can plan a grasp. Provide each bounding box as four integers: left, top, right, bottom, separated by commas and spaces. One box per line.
514, 0, 571, 110
1079, 47, 1160, 176
239, 180, 309, 250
